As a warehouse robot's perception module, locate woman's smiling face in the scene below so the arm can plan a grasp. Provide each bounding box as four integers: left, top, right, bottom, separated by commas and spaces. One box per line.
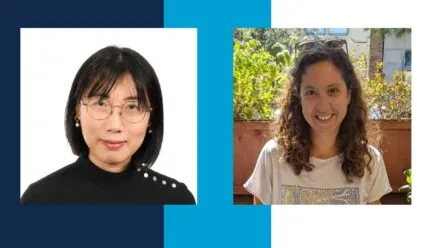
300, 60, 351, 138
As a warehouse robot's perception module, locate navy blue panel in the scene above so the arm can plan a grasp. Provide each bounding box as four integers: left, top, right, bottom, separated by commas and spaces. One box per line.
0, 1, 164, 247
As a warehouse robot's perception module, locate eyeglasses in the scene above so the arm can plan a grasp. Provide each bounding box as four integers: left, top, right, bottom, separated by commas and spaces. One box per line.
81, 97, 152, 123
295, 38, 348, 54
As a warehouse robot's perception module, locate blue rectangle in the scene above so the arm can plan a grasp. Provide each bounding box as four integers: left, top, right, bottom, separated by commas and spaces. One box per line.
164, 0, 271, 247
1, 0, 164, 247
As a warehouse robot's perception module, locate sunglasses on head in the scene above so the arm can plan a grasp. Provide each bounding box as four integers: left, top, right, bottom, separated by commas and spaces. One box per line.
295, 38, 348, 54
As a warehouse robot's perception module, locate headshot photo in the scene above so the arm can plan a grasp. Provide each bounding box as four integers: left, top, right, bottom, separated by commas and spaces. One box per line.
234, 28, 411, 205
20, 28, 197, 204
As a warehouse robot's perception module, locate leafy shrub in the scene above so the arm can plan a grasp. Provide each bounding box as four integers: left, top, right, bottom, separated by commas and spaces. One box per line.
399, 168, 412, 203
351, 53, 411, 120
234, 39, 285, 120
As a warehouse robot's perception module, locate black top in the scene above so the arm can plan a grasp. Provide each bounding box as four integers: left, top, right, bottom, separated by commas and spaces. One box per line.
21, 156, 195, 204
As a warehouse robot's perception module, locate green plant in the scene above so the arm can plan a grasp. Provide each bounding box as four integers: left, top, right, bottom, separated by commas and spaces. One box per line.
233, 39, 285, 120
350, 53, 412, 119
234, 28, 305, 57
398, 168, 411, 203
365, 28, 411, 38
365, 63, 411, 119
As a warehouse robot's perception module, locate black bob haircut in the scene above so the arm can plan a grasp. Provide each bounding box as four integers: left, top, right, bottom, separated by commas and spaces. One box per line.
65, 46, 163, 168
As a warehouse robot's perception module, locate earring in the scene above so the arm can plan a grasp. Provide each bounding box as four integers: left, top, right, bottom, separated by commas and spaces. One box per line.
75, 118, 80, 128
148, 129, 152, 134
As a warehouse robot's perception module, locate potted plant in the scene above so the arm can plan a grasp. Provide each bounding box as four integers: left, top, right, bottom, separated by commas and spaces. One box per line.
398, 169, 412, 203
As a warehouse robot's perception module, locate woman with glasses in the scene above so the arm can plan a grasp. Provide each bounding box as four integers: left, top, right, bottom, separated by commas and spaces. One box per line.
21, 46, 195, 204
244, 40, 392, 204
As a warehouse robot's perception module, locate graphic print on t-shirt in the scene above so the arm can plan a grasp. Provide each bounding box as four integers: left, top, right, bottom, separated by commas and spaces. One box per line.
280, 185, 360, 204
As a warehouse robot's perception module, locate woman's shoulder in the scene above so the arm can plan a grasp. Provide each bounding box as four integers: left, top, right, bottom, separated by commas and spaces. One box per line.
262, 139, 279, 152
34, 159, 80, 181
20, 160, 81, 203
366, 144, 384, 163
364, 144, 386, 173
137, 168, 196, 204
260, 139, 282, 157
29, 159, 83, 186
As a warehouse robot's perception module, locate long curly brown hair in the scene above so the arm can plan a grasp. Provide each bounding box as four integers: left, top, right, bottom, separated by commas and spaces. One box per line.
273, 42, 381, 182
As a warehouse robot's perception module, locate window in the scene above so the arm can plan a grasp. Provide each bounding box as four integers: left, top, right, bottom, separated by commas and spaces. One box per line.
403, 50, 411, 71
329, 28, 349, 36
304, 28, 349, 36
305, 28, 325, 35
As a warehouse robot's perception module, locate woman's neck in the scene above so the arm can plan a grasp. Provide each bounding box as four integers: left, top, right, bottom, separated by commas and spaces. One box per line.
88, 153, 130, 173
310, 132, 339, 159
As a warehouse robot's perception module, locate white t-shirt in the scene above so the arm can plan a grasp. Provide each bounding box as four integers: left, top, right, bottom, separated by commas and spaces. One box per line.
244, 139, 392, 204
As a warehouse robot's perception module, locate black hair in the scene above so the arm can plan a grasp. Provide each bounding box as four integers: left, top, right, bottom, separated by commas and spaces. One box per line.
65, 46, 163, 168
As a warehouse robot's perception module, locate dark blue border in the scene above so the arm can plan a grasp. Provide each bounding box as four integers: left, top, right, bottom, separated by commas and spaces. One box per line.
1, 1, 164, 247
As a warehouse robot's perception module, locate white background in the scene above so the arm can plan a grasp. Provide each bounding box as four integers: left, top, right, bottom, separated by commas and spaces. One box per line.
20, 28, 197, 201
272, 1, 430, 248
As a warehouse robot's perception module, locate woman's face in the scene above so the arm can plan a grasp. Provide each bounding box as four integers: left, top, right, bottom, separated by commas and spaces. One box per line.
77, 73, 150, 171
300, 60, 351, 138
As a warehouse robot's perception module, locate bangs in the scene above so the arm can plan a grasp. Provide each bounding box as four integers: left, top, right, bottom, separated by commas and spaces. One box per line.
84, 70, 151, 109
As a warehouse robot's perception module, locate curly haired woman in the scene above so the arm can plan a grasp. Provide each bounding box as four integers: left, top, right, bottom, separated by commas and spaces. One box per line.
244, 40, 392, 205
